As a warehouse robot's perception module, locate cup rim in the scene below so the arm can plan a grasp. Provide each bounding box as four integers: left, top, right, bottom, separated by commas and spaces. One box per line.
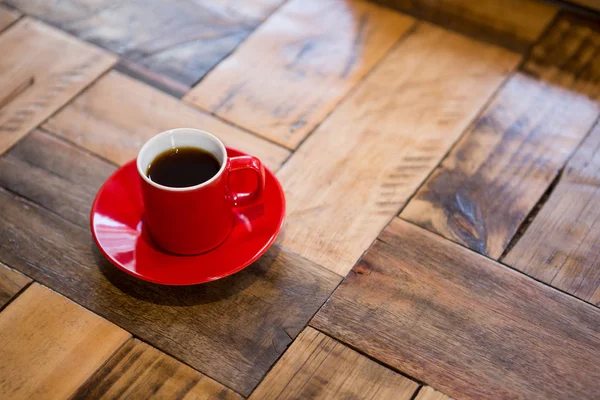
136, 128, 228, 192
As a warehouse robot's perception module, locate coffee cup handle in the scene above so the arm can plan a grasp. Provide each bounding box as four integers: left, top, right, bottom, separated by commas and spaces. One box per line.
228, 155, 265, 207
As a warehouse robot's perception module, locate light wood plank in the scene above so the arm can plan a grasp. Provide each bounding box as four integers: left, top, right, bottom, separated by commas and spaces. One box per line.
0, 283, 130, 399
0, 4, 19, 32
0, 261, 30, 309
185, 0, 414, 149
370, 0, 557, 52
0, 18, 116, 154
250, 327, 418, 400
73, 339, 241, 400
0, 130, 116, 228
312, 219, 600, 400
415, 387, 453, 400
0, 186, 341, 396
277, 22, 519, 276
504, 122, 600, 305
402, 14, 600, 259
7, 0, 284, 87
43, 70, 290, 170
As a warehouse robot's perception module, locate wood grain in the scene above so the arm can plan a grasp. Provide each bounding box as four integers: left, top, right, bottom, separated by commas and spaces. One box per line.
415, 387, 453, 400
370, 0, 557, 52
312, 218, 600, 400
185, 0, 414, 149
0, 261, 30, 309
250, 327, 418, 400
0, 18, 116, 154
523, 14, 600, 98
402, 14, 600, 259
278, 23, 519, 276
0, 4, 20, 32
0, 283, 130, 399
0, 188, 341, 396
43, 70, 290, 170
0, 129, 116, 228
504, 122, 600, 305
7, 0, 284, 86
115, 58, 191, 99
73, 339, 242, 400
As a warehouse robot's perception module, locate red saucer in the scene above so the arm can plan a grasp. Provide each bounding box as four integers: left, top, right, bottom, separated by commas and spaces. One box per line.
91, 148, 285, 285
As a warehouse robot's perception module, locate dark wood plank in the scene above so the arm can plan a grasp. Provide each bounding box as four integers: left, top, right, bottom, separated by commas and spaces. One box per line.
0, 4, 20, 32
0, 188, 341, 396
523, 13, 600, 94
185, 0, 414, 149
402, 14, 600, 259
7, 0, 284, 86
312, 218, 600, 400
43, 70, 290, 170
0, 130, 116, 228
73, 339, 242, 400
249, 327, 418, 400
0, 283, 130, 399
0, 18, 116, 154
369, 0, 556, 52
567, 0, 600, 12
277, 22, 519, 276
115, 58, 190, 99
504, 122, 600, 305
0, 261, 31, 309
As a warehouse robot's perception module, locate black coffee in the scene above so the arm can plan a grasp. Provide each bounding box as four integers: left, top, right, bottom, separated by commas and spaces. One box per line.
147, 147, 221, 188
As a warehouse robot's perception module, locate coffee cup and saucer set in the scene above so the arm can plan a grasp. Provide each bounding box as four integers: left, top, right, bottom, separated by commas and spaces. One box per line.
90, 128, 285, 285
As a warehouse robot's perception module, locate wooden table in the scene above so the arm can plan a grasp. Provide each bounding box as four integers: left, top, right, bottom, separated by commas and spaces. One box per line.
0, 0, 599, 399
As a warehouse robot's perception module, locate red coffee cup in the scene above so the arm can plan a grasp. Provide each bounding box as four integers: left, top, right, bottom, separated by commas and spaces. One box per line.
136, 128, 265, 255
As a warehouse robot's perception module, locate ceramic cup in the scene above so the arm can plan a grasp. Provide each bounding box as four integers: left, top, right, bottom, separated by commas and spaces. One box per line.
137, 128, 265, 255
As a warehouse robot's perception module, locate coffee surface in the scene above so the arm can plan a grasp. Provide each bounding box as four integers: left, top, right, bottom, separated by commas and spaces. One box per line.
147, 147, 221, 188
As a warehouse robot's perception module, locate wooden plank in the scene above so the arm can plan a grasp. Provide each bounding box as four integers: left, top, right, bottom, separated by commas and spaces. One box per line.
415, 387, 453, 400
0, 189, 341, 396
567, 0, 600, 12
402, 14, 600, 259
312, 218, 600, 400
250, 327, 418, 400
0, 130, 116, 228
7, 0, 284, 86
0, 283, 130, 399
369, 0, 557, 53
73, 339, 242, 400
523, 13, 600, 95
0, 4, 20, 32
0, 261, 31, 309
277, 23, 520, 276
0, 18, 116, 154
185, 0, 415, 149
116, 58, 190, 99
504, 122, 600, 305
43, 70, 290, 170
